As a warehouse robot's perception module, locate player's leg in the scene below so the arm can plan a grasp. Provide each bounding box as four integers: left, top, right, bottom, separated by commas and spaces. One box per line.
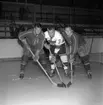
19, 48, 29, 79
58, 43, 70, 76
66, 45, 76, 76
60, 54, 69, 76
78, 45, 92, 78
48, 45, 56, 77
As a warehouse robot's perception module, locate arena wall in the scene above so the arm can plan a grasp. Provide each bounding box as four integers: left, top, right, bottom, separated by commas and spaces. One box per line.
0, 38, 103, 63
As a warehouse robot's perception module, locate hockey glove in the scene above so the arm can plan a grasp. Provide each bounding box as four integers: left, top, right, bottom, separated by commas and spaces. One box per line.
49, 54, 56, 63
33, 50, 40, 61
54, 48, 60, 54
33, 55, 39, 61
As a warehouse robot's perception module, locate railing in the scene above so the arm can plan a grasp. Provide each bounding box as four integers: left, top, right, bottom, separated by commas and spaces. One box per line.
0, 2, 103, 38
0, 8, 102, 25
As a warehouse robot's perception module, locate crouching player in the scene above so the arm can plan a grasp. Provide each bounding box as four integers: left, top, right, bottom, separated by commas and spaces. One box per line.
60, 25, 92, 78
18, 23, 45, 79
44, 26, 69, 77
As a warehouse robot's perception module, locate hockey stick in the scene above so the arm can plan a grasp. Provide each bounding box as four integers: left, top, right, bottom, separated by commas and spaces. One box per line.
48, 48, 66, 87
67, 45, 73, 87
27, 47, 57, 86
28, 47, 66, 87
55, 17, 74, 87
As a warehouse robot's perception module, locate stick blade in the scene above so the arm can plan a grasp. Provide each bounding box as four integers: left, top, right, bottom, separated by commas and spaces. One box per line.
57, 82, 66, 88
67, 82, 72, 88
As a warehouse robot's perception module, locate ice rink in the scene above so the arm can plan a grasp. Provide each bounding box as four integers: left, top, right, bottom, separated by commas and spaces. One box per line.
0, 60, 103, 105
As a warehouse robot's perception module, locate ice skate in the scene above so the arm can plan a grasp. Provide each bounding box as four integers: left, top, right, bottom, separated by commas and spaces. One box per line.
19, 71, 24, 79
87, 70, 92, 79
49, 69, 55, 77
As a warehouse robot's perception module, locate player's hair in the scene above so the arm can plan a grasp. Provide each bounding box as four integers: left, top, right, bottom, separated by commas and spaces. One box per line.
47, 26, 55, 30
64, 24, 73, 31
33, 23, 42, 28
64, 24, 71, 29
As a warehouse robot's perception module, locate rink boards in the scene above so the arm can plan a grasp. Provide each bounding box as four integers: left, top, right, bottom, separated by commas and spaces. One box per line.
0, 38, 103, 63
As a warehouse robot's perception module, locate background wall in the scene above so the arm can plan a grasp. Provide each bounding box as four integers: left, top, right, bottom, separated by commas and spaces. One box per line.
0, 39, 23, 59
85, 38, 103, 53
0, 38, 103, 63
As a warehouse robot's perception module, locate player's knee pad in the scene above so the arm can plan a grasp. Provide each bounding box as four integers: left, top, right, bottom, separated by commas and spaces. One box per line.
60, 54, 68, 63
51, 63, 56, 70
60, 54, 69, 70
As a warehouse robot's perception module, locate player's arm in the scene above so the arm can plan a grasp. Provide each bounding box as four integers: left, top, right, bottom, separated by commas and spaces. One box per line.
33, 33, 45, 61
18, 31, 31, 48
70, 35, 77, 55
18, 30, 31, 41
44, 32, 51, 49
37, 33, 45, 50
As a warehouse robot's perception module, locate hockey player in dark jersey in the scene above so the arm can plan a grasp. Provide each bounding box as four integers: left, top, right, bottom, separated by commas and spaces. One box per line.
18, 23, 45, 79
60, 25, 92, 78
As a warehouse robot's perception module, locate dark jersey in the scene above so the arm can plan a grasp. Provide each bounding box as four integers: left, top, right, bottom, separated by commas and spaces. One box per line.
59, 28, 86, 54
18, 29, 45, 51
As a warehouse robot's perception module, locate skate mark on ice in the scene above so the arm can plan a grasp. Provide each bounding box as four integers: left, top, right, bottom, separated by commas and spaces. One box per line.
8, 74, 32, 81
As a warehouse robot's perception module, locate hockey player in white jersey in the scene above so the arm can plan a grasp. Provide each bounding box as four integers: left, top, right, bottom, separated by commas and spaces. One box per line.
44, 26, 69, 77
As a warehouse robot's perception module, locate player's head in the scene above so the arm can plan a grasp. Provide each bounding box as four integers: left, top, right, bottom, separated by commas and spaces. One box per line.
64, 25, 73, 37
33, 23, 42, 34
47, 26, 55, 38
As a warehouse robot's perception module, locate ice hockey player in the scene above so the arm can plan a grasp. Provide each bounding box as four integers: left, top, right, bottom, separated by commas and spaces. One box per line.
44, 26, 69, 77
60, 25, 92, 78
18, 23, 45, 79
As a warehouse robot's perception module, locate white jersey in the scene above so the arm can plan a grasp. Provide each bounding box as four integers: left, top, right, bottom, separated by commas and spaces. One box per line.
44, 30, 65, 46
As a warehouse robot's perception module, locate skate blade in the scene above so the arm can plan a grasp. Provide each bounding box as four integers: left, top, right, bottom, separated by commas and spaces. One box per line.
67, 82, 72, 88
57, 83, 66, 88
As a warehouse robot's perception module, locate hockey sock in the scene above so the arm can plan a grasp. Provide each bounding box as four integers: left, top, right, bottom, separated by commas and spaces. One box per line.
80, 55, 91, 72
